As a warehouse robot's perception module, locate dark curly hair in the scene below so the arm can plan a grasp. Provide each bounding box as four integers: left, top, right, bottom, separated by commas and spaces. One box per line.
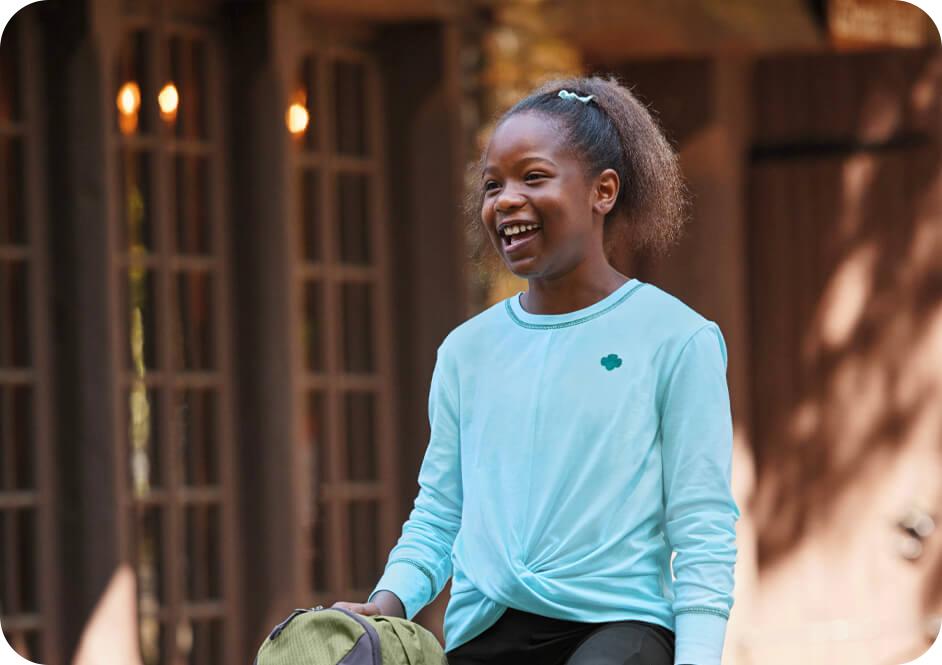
466, 75, 688, 271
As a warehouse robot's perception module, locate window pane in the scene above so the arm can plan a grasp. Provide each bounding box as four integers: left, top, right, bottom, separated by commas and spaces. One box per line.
118, 149, 154, 253
0, 385, 34, 491
15, 508, 38, 612
343, 392, 376, 482
174, 271, 215, 371
134, 507, 165, 607
189, 39, 208, 140
24, 631, 41, 663
1, 630, 39, 664
184, 503, 221, 601
115, 30, 152, 136
13, 630, 43, 663
302, 281, 324, 372
173, 154, 211, 255
0, 18, 21, 124
0, 259, 30, 368
307, 391, 327, 484
128, 385, 161, 494
166, 35, 184, 133
125, 268, 158, 372
311, 503, 329, 593
185, 619, 223, 665
340, 282, 374, 373
348, 501, 380, 590
169, 36, 208, 140
333, 60, 368, 156
336, 173, 371, 264
139, 617, 165, 665
298, 56, 318, 152
0, 509, 39, 614
307, 394, 329, 595
176, 389, 218, 487
0, 135, 26, 245
298, 168, 320, 261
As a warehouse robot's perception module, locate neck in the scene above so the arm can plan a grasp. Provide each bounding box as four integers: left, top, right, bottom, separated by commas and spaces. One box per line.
522, 262, 630, 315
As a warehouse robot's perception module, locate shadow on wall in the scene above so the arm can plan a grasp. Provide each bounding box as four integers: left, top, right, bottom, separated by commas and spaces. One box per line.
746, 48, 942, 624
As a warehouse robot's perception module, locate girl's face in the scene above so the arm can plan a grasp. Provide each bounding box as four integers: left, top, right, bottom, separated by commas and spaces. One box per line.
480, 112, 617, 279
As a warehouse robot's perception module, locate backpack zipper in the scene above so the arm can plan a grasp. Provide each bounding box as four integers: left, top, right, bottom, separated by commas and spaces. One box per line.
268, 605, 324, 640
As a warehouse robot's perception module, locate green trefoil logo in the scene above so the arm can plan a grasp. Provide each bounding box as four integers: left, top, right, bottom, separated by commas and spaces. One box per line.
600, 353, 623, 371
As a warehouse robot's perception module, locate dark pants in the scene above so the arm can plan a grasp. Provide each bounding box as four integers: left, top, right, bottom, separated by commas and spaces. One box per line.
446, 608, 675, 665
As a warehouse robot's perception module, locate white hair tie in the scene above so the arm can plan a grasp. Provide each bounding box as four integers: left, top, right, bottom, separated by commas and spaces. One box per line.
558, 89, 595, 104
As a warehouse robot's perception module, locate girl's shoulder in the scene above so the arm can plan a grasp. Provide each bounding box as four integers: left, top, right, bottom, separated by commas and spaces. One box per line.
437, 298, 509, 355
629, 283, 726, 370
605, 281, 718, 339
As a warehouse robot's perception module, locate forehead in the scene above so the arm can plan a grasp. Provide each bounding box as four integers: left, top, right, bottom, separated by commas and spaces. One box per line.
484, 112, 570, 166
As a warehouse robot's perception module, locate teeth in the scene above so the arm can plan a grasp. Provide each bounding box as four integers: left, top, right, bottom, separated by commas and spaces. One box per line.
502, 224, 541, 237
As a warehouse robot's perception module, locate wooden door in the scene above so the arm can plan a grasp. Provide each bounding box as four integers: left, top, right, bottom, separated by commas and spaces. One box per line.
289, 32, 400, 609
747, 47, 942, 663
110, 7, 239, 664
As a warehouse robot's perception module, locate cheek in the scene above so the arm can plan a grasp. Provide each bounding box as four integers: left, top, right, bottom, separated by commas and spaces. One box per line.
534, 193, 574, 230
478, 201, 494, 235
479, 201, 501, 244
480, 196, 495, 223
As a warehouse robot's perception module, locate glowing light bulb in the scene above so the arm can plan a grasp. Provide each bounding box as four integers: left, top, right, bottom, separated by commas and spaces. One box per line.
117, 81, 141, 115
117, 81, 142, 135
286, 102, 310, 136
158, 82, 179, 123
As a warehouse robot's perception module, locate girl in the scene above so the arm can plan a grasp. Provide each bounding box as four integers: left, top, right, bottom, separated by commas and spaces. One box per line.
333, 76, 739, 665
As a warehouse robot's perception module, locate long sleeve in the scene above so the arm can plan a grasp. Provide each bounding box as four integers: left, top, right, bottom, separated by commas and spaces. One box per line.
369, 344, 463, 619
659, 323, 740, 665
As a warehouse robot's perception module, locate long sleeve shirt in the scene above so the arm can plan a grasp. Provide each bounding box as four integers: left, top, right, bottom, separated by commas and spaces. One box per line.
369, 278, 740, 665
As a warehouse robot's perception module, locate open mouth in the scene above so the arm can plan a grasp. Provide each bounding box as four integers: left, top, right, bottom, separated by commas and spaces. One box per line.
500, 223, 542, 249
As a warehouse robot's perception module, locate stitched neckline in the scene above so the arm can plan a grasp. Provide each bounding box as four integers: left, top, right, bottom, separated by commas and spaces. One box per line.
505, 279, 644, 329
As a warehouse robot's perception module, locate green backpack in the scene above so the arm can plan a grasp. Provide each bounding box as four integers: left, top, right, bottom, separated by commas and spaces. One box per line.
254, 606, 448, 665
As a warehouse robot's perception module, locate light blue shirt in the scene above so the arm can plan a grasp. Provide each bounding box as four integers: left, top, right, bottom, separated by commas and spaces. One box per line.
370, 279, 739, 665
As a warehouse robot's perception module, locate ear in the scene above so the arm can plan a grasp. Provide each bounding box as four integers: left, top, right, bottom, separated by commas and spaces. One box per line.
592, 168, 620, 216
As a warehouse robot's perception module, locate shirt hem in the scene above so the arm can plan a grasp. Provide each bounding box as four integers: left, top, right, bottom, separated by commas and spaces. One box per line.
443, 607, 675, 653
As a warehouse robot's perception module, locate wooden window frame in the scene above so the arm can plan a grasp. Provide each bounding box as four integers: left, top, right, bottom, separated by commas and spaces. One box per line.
0, 10, 58, 664
290, 37, 400, 606
105, 8, 240, 665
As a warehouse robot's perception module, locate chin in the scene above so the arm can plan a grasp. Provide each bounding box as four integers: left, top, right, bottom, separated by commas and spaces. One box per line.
501, 254, 543, 278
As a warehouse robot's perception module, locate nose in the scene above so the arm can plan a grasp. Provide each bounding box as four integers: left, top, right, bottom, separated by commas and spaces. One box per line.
495, 185, 525, 214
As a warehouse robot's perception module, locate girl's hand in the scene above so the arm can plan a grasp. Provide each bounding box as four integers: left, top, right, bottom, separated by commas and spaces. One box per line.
332, 591, 405, 618
370, 590, 406, 617
331, 600, 382, 616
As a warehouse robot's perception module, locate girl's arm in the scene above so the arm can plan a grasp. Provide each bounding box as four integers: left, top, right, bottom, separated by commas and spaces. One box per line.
367, 344, 463, 619
660, 323, 740, 665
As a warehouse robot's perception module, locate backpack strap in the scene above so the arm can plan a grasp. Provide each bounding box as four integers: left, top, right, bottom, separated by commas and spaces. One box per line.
329, 608, 382, 665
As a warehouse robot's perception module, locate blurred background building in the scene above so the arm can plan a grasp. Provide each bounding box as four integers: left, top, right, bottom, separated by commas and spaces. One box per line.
0, 0, 940, 663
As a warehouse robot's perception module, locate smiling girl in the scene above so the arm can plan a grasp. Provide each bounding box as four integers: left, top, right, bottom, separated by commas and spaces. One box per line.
333, 76, 739, 665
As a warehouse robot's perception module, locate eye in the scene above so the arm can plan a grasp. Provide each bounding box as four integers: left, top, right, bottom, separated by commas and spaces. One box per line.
524, 172, 547, 182
483, 180, 500, 193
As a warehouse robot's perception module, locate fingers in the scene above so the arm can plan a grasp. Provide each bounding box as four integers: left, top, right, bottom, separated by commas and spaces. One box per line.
359, 603, 381, 616
330, 601, 381, 616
